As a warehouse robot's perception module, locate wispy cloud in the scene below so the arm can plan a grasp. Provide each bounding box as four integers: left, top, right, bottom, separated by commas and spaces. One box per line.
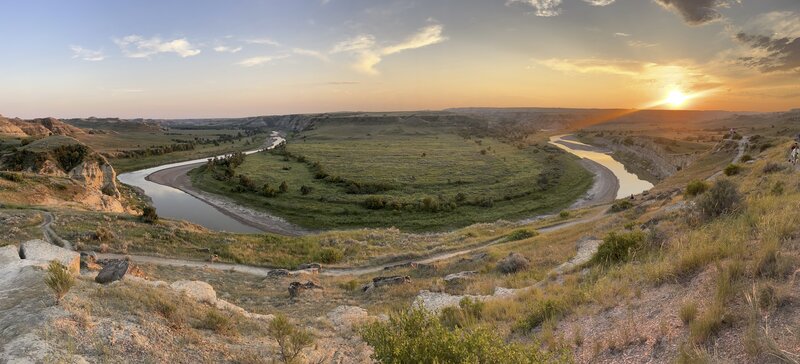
245, 38, 281, 47
584, 0, 615, 6
627, 40, 658, 48
236, 55, 287, 67
614, 32, 631, 37
213, 45, 243, 53
506, 0, 562, 17
331, 24, 447, 74
292, 48, 329, 61
70, 45, 105, 61
114, 35, 200, 58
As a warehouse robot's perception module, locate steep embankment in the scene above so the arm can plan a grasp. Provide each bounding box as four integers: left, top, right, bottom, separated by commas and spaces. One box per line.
0, 136, 132, 213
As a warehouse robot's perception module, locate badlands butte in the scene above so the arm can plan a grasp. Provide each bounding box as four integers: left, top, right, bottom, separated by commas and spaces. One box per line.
1, 108, 799, 363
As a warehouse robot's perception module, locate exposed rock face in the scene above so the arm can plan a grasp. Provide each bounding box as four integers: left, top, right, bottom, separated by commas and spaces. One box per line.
19, 239, 79, 274
288, 281, 324, 298
2, 117, 84, 138
0, 245, 20, 265
361, 276, 411, 292
170, 280, 217, 304
327, 306, 372, 333
95, 259, 129, 284
0, 116, 26, 137
68, 158, 120, 198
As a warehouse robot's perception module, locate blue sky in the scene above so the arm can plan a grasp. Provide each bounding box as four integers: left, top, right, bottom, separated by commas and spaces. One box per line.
0, 0, 798, 118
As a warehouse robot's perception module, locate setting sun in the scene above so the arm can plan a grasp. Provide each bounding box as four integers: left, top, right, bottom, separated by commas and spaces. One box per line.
665, 90, 689, 108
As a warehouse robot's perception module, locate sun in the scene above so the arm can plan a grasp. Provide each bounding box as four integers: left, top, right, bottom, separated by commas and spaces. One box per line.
665, 90, 688, 108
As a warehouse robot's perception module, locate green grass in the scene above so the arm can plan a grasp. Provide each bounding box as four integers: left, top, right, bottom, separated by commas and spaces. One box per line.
191, 124, 592, 231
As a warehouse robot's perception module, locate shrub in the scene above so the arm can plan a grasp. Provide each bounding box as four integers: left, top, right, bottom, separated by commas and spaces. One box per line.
739, 154, 753, 162
762, 162, 785, 174
140, 206, 158, 223
696, 179, 741, 220
439, 298, 484, 329
94, 227, 115, 242
279, 181, 289, 193
559, 210, 570, 218
590, 231, 646, 266
506, 229, 537, 241
496, 252, 530, 274
0, 171, 23, 182
198, 309, 235, 335
268, 314, 314, 364
360, 308, 563, 364
363, 196, 388, 210
516, 298, 567, 331
610, 199, 633, 212
52, 144, 89, 171
314, 247, 343, 264
723, 164, 741, 176
684, 180, 709, 197
679, 301, 698, 324
45, 260, 74, 305
299, 185, 313, 195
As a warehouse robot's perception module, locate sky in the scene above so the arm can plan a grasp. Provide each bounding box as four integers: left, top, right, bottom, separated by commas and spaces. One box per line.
0, 0, 798, 118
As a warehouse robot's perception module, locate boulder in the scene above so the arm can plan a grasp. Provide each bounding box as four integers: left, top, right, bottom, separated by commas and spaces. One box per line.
443, 271, 477, 285
288, 281, 324, 298
496, 252, 530, 274
170, 280, 217, 304
94, 259, 129, 284
0, 245, 20, 265
19, 239, 79, 274
361, 276, 411, 292
327, 306, 371, 332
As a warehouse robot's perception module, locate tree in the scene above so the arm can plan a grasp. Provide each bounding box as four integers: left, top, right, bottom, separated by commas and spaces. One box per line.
45, 260, 74, 305
140, 206, 159, 223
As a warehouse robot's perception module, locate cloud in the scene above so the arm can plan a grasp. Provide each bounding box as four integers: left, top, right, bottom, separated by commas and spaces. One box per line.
70, 45, 105, 61
627, 40, 658, 48
506, 0, 562, 17
614, 32, 631, 37
236, 55, 287, 67
114, 35, 200, 58
653, 0, 733, 26
213, 45, 243, 53
331, 25, 447, 74
731, 12, 800, 73
292, 48, 329, 61
245, 38, 281, 46
584, 0, 615, 6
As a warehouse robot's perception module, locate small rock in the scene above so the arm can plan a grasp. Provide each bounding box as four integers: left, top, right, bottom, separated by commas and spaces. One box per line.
297, 263, 322, 271
95, 259, 129, 284
288, 281, 324, 298
266, 269, 290, 278
361, 276, 411, 292
443, 271, 477, 285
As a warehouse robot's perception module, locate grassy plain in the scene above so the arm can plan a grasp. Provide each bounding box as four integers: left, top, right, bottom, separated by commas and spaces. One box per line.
191, 122, 592, 231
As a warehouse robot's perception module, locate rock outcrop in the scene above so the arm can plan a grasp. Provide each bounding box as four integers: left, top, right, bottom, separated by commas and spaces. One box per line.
95, 259, 129, 284
68, 158, 120, 198
361, 276, 411, 292
0, 245, 20, 265
19, 239, 80, 274
170, 280, 218, 304
288, 281, 324, 298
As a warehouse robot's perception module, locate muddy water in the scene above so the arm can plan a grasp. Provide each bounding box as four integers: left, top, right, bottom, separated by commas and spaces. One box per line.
550, 135, 653, 199
117, 132, 285, 233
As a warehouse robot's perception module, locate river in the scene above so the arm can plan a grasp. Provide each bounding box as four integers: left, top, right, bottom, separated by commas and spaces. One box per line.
117, 132, 285, 233
549, 134, 653, 199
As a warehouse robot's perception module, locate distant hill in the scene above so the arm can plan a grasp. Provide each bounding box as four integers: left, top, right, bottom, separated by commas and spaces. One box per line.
0, 115, 85, 138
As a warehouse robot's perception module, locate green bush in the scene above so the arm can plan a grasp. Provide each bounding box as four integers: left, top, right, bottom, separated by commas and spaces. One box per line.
197, 309, 235, 335
590, 230, 646, 266
360, 308, 565, 364
696, 179, 741, 220
313, 247, 344, 264
140, 206, 158, 224
299, 185, 313, 195
559, 210, 570, 218
364, 196, 388, 210
610, 199, 633, 212
506, 229, 537, 241
0, 171, 23, 182
45, 260, 74, 305
268, 314, 314, 364
279, 181, 289, 193
739, 154, 753, 162
685, 180, 709, 197
723, 164, 741, 176
440, 298, 484, 329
